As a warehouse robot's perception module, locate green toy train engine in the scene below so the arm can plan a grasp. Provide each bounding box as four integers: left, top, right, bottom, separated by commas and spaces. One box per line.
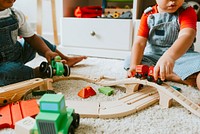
32, 94, 80, 134
39, 56, 70, 78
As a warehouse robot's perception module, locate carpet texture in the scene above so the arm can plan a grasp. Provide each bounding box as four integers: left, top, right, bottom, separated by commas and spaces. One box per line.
1, 56, 200, 134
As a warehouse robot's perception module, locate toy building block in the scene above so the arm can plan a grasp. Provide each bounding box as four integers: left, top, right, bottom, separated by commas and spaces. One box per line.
0, 99, 39, 129
98, 87, 114, 96
15, 116, 35, 134
78, 86, 96, 99
86, 86, 96, 96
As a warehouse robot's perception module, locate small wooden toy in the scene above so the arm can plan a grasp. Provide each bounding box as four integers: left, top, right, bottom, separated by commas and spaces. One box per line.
78, 86, 96, 98
98, 87, 114, 96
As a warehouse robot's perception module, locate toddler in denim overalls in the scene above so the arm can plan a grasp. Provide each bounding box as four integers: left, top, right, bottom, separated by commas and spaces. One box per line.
124, 1, 200, 89
0, 1, 86, 86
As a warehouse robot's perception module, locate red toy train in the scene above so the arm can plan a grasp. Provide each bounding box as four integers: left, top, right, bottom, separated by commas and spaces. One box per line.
134, 65, 163, 85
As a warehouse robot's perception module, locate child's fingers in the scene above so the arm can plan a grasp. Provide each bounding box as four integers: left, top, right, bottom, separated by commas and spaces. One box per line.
159, 65, 166, 81
154, 65, 159, 80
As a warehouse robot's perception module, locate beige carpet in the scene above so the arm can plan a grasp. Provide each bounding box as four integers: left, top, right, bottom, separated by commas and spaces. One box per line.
1, 56, 200, 134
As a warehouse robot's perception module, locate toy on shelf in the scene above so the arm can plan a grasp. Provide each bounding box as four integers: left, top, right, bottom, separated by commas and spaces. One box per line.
98, 86, 114, 96
32, 94, 80, 134
78, 86, 96, 99
39, 56, 70, 78
74, 6, 102, 18
102, 0, 133, 19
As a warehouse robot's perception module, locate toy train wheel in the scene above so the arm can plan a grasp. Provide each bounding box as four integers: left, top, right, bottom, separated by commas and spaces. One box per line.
135, 73, 139, 78
46, 65, 53, 78
138, 74, 142, 78
63, 64, 71, 76
72, 113, 80, 128
68, 124, 75, 134
39, 62, 49, 73
156, 78, 163, 85
147, 76, 154, 82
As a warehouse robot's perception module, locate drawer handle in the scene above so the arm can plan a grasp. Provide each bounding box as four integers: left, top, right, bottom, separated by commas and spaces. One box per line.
90, 31, 96, 36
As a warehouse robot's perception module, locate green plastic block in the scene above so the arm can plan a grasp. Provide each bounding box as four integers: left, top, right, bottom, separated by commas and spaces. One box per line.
98, 87, 114, 96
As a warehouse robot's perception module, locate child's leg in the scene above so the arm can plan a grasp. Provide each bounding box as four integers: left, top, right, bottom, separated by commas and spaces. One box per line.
18, 39, 36, 64
166, 73, 198, 88
0, 62, 34, 86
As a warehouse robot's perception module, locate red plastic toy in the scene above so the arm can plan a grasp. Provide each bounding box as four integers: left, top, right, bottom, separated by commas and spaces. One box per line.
78, 86, 96, 99
147, 66, 163, 85
134, 65, 149, 78
0, 99, 39, 129
134, 65, 163, 85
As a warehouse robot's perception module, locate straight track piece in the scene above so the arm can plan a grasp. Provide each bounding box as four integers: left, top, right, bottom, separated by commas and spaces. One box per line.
65, 100, 99, 118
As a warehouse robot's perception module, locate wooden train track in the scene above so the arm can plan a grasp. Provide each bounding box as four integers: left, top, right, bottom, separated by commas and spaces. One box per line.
0, 75, 200, 118
0, 78, 52, 106
66, 86, 159, 118
54, 75, 200, 118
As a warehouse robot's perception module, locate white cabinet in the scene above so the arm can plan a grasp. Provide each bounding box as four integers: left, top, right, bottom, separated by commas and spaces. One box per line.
59, 0, 200, 59
59, 0, 133, 59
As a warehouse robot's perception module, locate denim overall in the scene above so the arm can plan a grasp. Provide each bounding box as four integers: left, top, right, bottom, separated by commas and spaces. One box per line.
124, 3, 200, 80
0, 9, 56, 86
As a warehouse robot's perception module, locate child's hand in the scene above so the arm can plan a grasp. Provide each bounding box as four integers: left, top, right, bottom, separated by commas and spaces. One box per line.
154, 55, 175, 81
127, 68, 136, 78
44, 50, 59, 63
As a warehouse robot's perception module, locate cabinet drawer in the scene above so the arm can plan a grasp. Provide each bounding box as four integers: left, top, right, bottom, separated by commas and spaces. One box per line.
61, 18, 133, 50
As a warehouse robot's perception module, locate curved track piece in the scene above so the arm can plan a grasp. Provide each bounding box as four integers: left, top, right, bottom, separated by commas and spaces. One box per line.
0, 78, 52, 106
54, 75, 200, 118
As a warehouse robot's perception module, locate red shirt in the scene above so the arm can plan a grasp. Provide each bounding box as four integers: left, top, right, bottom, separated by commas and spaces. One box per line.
138, 5, 197, 38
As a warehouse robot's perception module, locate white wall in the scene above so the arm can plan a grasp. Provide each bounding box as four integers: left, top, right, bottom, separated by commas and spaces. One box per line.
14, 0, 62, 42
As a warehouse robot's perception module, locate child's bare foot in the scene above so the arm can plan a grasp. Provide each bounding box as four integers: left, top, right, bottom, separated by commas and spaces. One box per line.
65, 56, 87, 67
166, 73, 197, 87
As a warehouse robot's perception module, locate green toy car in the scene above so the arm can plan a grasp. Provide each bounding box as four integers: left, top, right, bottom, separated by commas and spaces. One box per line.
32, 94, 80, 134
39, 56, 70, 78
